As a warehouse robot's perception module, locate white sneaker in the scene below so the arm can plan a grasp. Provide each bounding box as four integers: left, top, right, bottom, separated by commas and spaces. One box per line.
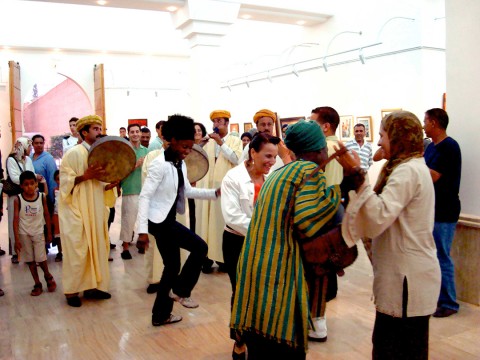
308, 316, 327, 342
169, 290, 199, 308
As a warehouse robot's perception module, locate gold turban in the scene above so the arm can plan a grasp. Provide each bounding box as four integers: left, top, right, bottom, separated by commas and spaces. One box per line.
253, 109, 276, 124
76, 115, 103, 133
210, 110, 231, 121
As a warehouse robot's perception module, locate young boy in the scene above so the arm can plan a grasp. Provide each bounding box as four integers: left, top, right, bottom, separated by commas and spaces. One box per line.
13, 171, 56, 296
52, 170, 62, 262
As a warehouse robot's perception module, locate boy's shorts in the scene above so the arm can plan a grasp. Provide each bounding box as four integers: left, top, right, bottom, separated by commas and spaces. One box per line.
19, 234, 47, 263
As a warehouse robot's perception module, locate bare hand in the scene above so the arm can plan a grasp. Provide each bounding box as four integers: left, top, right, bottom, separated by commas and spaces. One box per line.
333, 142, 361, 174
277, 140, 292, 164
83, 164, 105, 181
137, 234, 150, 251
208, 132, 223, 145
14, 240, 22, 254
135, 157, 145, 169
105, 181, 120, 191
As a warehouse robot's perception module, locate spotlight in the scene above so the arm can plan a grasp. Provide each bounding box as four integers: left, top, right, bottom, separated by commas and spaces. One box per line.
292, 65, 299, 77
359, 48, 365, 64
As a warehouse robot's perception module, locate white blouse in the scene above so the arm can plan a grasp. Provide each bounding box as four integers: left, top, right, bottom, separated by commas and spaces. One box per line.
221, 162, 260, 236
342, 157, 441, 317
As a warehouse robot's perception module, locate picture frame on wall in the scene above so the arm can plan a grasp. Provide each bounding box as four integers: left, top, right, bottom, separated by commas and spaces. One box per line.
244, 122, 253, 132
128, 118, 148, 127
356, 116, 374, 142
279, 116, 305, 139
380, 108, 402, 120
230, 123, 240, 134
339, 115, 354, 141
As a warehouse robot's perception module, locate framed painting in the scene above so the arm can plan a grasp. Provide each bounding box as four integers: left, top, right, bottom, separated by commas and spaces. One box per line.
339, 115, 354, 141
279, 116, 305, 139
230, 123, 240, 134
380, 108, 402, 120
128, 118, 148, 127
356, 116, 373, 142
244, 122, 253, 132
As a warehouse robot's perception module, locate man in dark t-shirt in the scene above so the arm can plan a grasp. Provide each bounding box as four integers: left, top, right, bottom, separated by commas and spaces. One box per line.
423, 108, 461, 318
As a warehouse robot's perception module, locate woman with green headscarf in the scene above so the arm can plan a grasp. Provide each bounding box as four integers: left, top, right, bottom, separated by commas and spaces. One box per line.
342, 111, 441, 359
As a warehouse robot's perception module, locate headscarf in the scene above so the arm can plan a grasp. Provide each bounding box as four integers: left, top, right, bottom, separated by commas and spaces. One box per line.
374, 111, 424, 194
210, 110, 231, 121
253, 109, 275, 124
76, 115, 103, 133
284, 120, 326, 155
14, 136, 32, 161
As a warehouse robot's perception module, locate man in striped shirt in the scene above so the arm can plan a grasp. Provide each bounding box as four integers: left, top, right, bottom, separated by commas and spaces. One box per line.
345, 123, 373, 170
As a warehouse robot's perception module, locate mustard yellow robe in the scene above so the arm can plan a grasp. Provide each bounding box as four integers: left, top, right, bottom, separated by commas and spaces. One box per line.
59, 144, 111, 294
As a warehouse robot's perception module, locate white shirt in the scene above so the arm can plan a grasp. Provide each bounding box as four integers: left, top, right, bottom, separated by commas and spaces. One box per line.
6, 156, 35, 185
221, 162, 261, 236
62, 135, 79, 154
137, 151, 216, 233
214, 133, 239, 165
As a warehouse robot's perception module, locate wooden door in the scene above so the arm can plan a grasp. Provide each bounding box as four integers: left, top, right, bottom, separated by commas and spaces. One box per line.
9, 60, 22, 143
94, 64, 106, 132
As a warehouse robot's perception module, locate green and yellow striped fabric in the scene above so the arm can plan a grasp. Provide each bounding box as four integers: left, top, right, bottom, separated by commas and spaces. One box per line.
230, 160, 340, 350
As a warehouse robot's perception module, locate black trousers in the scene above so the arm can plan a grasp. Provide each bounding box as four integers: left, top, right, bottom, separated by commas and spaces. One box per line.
372, 278, 430, 360
222, 230, 245, 306
149, 219, 208, 322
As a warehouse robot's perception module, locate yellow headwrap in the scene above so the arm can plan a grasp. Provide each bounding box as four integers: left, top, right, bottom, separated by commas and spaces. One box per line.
253, 109, 276, 124
210, 110, 231, 121
76, 115, 103, 133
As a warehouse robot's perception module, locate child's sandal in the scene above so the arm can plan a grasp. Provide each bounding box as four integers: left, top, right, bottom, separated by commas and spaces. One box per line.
31, 283, 43, 296
45, 275, 57, 292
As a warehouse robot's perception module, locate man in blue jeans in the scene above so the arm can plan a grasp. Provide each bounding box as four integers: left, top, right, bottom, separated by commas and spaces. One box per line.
423, 108, 462, 318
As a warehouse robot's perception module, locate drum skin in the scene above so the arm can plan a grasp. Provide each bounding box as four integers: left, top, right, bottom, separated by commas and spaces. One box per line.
185, 144, 209, 183
88, 136, 136, 183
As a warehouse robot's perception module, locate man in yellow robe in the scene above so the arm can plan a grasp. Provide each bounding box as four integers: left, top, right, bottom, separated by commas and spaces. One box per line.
195, 110, 243, 272
59, 115, 118, 307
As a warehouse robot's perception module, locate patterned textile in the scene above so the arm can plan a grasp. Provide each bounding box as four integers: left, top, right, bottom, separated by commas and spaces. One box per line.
231, 160, 339, 350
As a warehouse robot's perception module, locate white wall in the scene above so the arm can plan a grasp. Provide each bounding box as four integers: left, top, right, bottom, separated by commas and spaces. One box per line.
445, 0, 480, 218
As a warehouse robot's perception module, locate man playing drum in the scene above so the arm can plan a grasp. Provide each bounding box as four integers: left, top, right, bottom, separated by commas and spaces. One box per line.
59, 115, 119, 307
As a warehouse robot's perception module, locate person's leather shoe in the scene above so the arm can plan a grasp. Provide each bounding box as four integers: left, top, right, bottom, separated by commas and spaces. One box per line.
66, 296, 82, 307
84, 289, 111, 300
433, 307, 458, 318
152, 314, 182, 326
121, 250, 132, 260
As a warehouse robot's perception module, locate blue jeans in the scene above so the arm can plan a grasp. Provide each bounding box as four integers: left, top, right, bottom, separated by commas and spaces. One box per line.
433, 222, 459, 311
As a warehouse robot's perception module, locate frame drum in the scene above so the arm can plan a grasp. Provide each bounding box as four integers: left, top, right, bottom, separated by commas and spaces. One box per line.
185, 144, 209, 183
88, 136, 136, 183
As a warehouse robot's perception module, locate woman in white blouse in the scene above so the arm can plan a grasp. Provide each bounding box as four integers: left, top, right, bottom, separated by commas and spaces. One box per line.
221, 133, 280, 359
342, 111, 441, 359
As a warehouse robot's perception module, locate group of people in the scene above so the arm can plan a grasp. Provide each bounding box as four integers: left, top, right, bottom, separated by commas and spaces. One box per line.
0, 106, 462, 360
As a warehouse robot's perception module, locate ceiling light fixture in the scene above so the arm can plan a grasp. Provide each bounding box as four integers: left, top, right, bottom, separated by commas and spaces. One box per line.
359, 48, 365, 64
296, 20, 306, 26
242, 14, 252, 20
292, 65, 299, 77
167, 6, 177, 12
96, 0, 107, 5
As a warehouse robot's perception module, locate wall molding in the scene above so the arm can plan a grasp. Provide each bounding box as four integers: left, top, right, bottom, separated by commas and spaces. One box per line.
458, 214, 480, 229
